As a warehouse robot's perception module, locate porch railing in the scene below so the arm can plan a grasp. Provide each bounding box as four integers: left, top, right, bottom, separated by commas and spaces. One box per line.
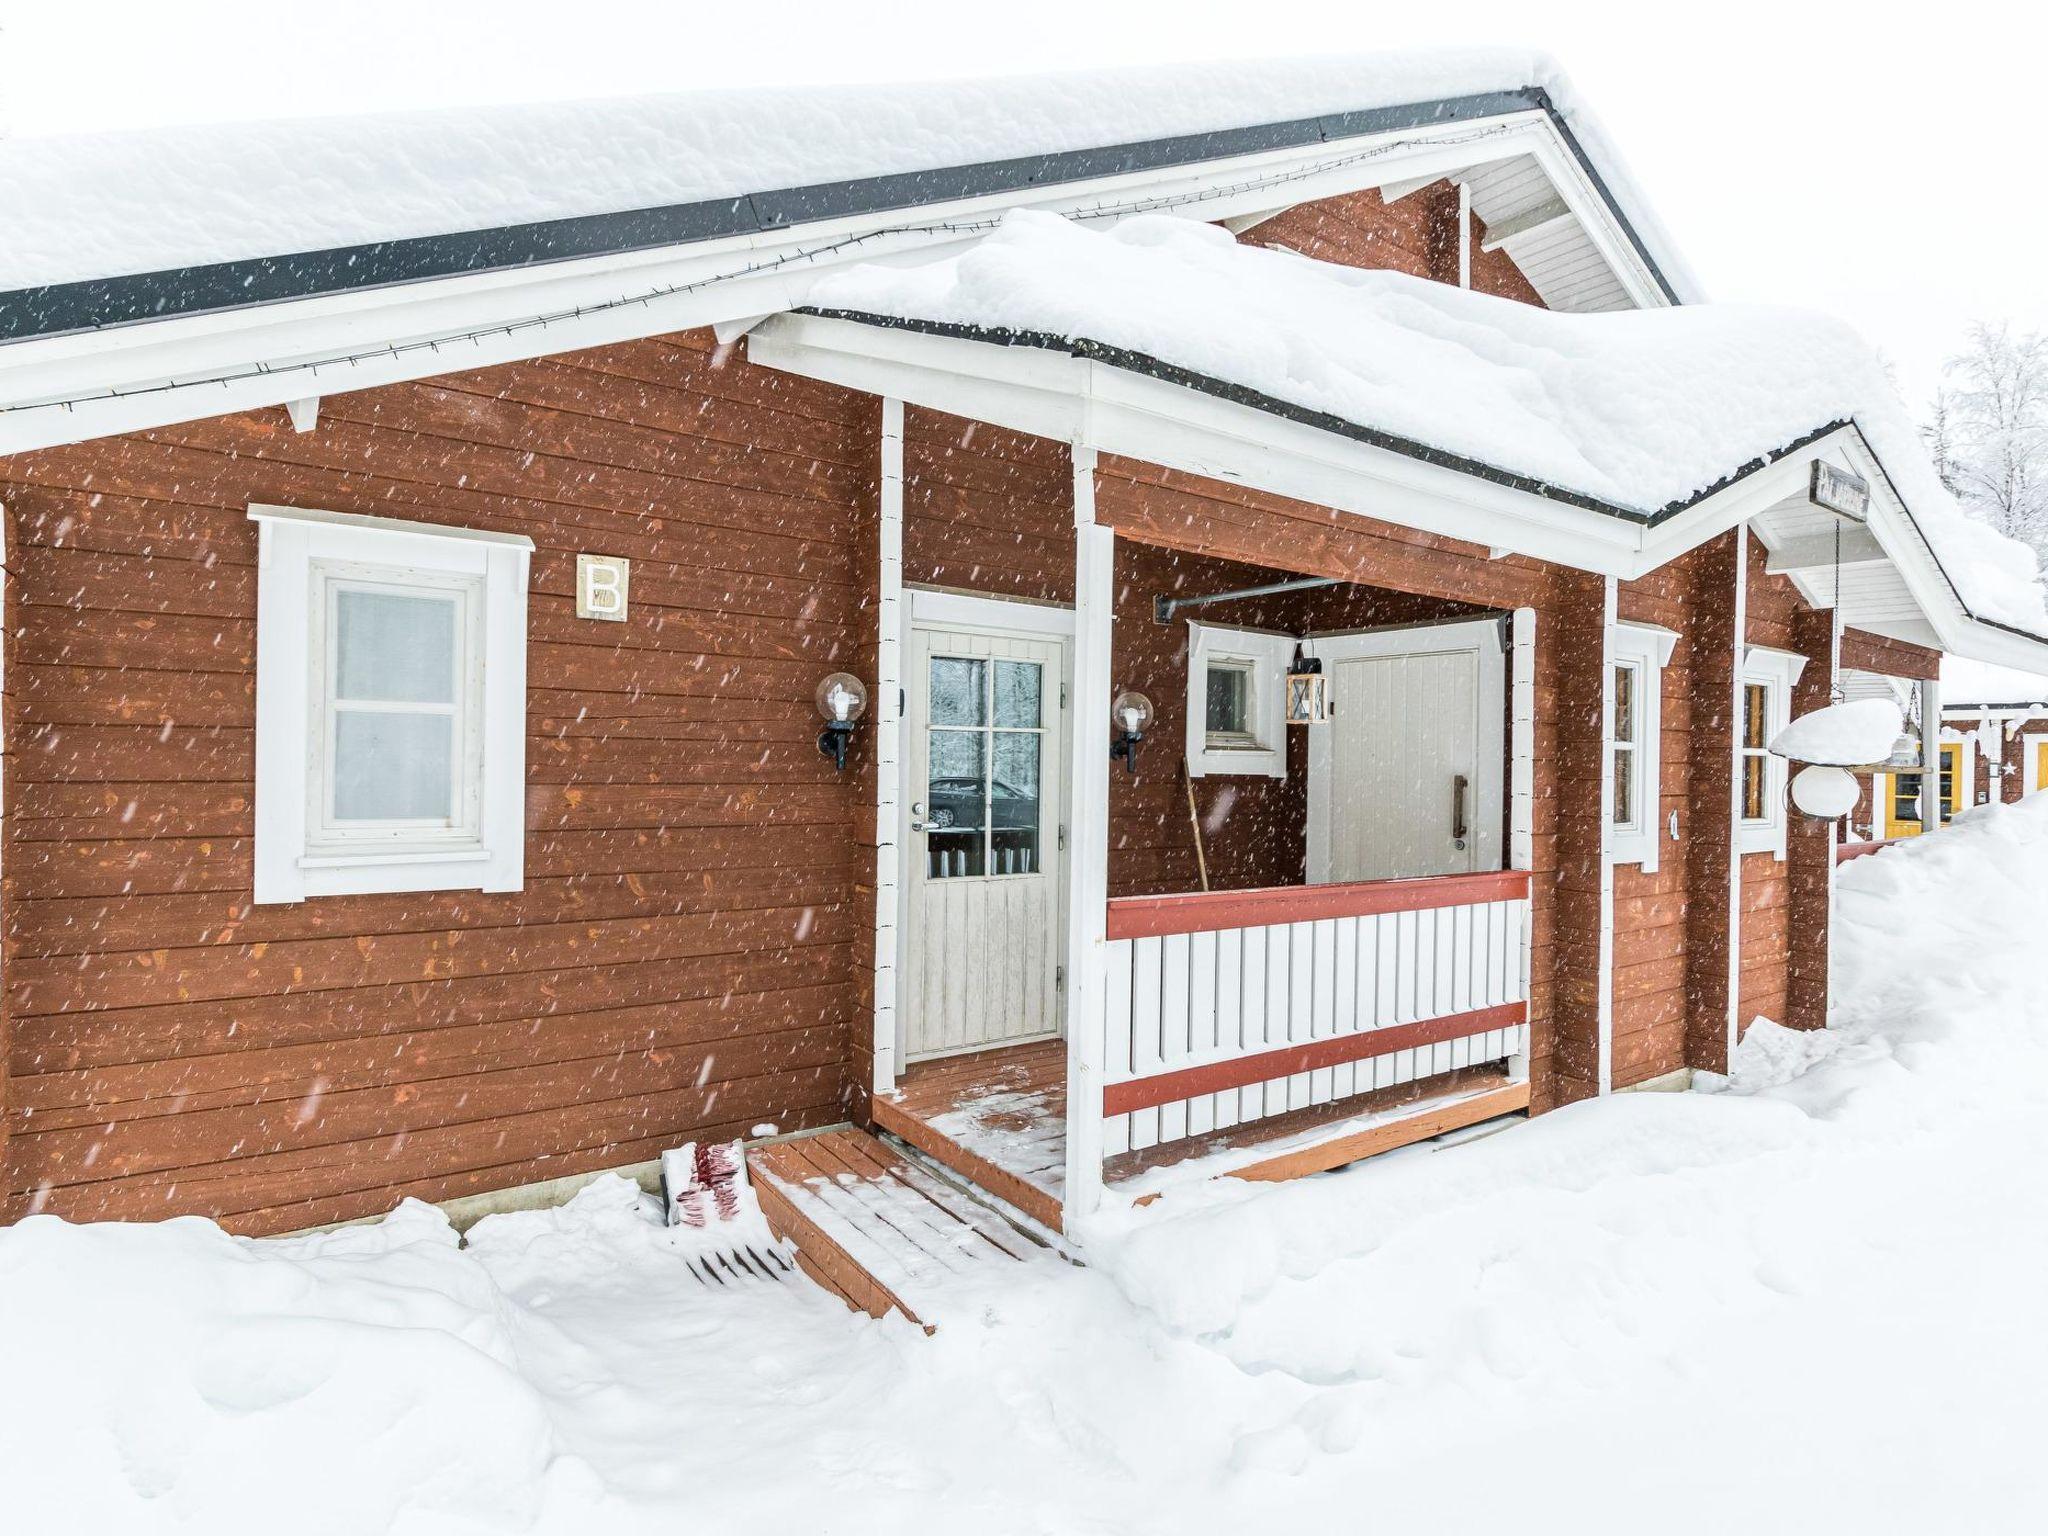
1099, 870, 1531, 1156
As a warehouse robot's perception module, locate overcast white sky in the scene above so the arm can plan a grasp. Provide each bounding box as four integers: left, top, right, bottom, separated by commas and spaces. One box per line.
0, 1, 2038, 410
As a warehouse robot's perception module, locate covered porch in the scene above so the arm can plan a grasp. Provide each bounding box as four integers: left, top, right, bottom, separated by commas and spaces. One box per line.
864, 474, 1545, 1228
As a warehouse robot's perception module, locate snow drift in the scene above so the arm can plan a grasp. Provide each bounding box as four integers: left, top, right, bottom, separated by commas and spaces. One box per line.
807, 210, 2048, 636
7, 803, 2048, 1532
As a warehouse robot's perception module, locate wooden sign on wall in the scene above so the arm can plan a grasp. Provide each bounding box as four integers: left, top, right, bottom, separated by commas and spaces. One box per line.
576, 554, 630, 621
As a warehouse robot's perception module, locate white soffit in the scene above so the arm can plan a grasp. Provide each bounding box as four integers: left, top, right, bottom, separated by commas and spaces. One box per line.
1389, 152, 1638, 315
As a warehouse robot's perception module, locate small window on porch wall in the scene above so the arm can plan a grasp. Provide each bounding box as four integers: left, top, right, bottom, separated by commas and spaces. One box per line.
1185, 622, 1291, 778
1607, 622, 1678, 872
250, 504, 532, 904
1738, 646, 1810, 859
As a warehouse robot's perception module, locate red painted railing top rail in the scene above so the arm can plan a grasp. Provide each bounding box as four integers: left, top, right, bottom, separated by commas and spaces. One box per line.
1104, 869, 1532, 942
1835, 838, 1901, 865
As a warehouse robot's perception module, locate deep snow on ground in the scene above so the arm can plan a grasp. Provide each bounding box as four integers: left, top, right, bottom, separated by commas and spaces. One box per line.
7, 800, 2048, 1533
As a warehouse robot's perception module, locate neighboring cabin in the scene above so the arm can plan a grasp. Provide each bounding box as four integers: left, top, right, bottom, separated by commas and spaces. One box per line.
1, 54, 2044, 1293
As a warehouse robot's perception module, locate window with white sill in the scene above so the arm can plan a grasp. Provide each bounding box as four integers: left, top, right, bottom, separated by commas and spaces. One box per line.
1738, 646, 1809, 859
250, 504, 532, 904
1608, 621, 1679, 871
1184, 622, 1291, 778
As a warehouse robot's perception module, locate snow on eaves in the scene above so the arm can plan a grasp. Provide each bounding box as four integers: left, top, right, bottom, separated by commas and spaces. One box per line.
804, 210, 2048, 639
1941, 654, 2048, 707
0, 48, 1691, 297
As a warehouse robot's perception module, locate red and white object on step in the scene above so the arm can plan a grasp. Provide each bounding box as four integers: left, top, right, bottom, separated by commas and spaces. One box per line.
661, 1141, 752, 1229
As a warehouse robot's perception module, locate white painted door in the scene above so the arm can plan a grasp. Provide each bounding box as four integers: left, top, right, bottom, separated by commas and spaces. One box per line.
903, 623, 1068, 1060
1307, 619, 1505, 882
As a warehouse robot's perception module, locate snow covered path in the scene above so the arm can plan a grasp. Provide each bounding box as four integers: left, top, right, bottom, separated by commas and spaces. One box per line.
8, 799, 2048, 1533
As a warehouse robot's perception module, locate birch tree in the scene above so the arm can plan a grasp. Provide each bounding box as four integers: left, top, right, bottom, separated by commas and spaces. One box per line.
1935, 322, 2048, 554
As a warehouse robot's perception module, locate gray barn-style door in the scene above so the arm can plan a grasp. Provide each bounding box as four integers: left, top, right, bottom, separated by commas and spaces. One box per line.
902, 622, 1069, 1060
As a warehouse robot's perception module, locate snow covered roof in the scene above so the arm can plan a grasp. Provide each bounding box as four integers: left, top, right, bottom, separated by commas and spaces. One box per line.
1941, 654, 2048, 709
799, 210, 2048, 640
0, 48, 1689, 335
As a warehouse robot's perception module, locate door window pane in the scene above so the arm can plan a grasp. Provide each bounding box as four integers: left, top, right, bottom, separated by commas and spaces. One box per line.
993, 660, 1041, 728
926, 728, 986, 878
333, 711, 454, 820
929, 658, 987, 726
991, 730, 1042, 875
336, 589, 458, 703
1613, 746, 1634, 827
1613, 664, 1636, 744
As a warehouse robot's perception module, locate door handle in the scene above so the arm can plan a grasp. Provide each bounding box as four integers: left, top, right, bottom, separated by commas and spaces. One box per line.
1452, 773, 1469, 841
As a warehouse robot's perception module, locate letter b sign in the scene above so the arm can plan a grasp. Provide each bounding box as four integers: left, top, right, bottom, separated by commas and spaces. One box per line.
576, 554, 630, 621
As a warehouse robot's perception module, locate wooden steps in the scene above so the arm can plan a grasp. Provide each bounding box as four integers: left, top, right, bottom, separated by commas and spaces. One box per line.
747, 1128, 1053, 1329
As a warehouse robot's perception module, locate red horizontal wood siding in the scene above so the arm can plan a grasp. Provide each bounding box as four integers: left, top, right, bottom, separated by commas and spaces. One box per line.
0, 329, 878, 1234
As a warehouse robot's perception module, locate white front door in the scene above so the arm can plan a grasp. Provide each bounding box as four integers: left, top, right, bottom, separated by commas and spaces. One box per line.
1307, 618, 1505, 882
903, 621, 1069, 1060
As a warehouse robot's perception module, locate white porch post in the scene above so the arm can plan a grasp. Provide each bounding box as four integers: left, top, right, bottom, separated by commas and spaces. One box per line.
1508, 607, 1535, 1085
871, 398, 906, 1095
1918, 675, 1943, 832
1595, 578, 1617, 1095
1063, 447, 1113, 1224
1725, 524, 1749, 1067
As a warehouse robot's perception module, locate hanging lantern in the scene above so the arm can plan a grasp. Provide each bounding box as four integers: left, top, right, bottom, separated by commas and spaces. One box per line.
1285, 641, 1328, 726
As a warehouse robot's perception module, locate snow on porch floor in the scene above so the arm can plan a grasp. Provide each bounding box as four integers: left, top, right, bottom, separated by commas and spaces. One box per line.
11, 797, 2048, 1533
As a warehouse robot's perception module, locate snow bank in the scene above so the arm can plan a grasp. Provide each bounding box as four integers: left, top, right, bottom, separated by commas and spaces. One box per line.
808, 211, 2048, 635
1768, 697, 1901, 763
0, 1200, 599, 1533
9, 806, 2048, 1531
0, 50, 1689, 297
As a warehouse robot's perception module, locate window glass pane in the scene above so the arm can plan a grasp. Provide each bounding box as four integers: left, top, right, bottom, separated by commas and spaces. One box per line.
993, 660, 1041, 728
1743, 684, 1768, 750
926, 728, 986, 879
336, 589, 458, 704
929, 658, 986, 727
991, 730, 1041, 875
1894, 773, 1922, 822
1613, 745, 1634, 827
1206, 664, 1250, 737
333, 711, 453, 820
1613, 665, 1636, 745
1742, 754, 1767, 821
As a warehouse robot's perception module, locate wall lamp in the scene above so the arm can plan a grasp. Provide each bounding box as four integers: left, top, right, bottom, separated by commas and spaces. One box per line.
814, 672, 869, 772
1111, 690, 1154, 775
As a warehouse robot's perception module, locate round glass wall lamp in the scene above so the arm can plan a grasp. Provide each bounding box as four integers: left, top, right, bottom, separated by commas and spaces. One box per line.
815, 672, 869, 772
1111, 689, 1154, 774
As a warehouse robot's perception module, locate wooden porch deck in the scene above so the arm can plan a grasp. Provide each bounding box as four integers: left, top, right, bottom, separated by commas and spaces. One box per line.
873, 1039, 1531, 1227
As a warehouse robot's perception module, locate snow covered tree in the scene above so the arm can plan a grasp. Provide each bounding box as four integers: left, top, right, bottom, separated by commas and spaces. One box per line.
1933, 322, 2048, 555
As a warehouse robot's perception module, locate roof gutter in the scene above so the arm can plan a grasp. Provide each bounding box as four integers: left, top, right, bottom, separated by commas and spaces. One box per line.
0, 87, 1680, 345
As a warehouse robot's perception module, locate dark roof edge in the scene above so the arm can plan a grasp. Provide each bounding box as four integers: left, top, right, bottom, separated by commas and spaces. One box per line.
0, 85, 1681, 345
797, 306, 1836, 531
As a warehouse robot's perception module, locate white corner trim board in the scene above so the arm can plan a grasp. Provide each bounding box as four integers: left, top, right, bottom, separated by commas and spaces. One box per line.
249, 503, 532, 904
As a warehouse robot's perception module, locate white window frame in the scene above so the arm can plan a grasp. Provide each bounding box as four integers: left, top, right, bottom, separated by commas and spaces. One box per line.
251, 504, 532, 904
1738, 645, 1809, 859
1184, 621, 1291, 778
1607, 621, 1678, 872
